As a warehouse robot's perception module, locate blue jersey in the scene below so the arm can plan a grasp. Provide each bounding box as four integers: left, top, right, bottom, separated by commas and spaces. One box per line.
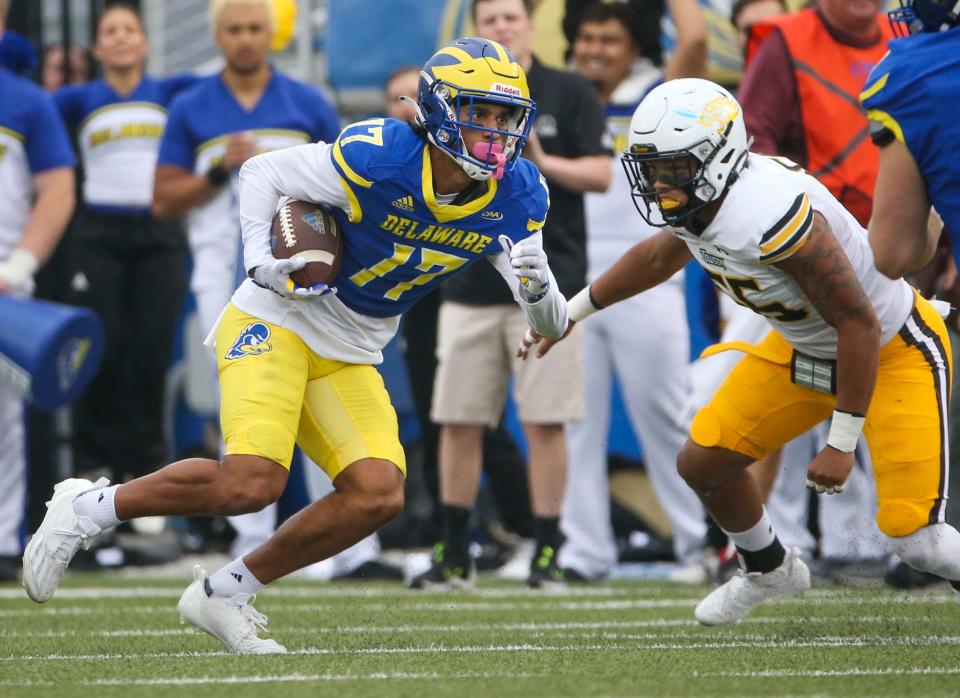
158, 70, 340, 265
329, 118, 549, 317
55, 74, 197, 212
861, 30, 960, 242
158, 71, 339, 173
0, 66, 74, 254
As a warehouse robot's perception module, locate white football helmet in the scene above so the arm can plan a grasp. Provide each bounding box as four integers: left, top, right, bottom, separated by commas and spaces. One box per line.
621, 78, 750, 228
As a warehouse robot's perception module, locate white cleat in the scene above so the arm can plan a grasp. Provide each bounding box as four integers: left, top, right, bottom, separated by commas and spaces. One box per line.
22, 477, 109, 603
177, 566, 287, 655
695, 546, 811, 626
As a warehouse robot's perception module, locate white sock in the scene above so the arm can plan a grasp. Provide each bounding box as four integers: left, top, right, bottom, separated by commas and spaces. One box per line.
73, 485, 122, 529
207, 558, 264, 598
723, 507, 777, 552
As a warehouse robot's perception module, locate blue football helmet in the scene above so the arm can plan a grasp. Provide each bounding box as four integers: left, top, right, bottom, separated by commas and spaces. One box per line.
412, 37, 536, 181
889, 0, 960, 34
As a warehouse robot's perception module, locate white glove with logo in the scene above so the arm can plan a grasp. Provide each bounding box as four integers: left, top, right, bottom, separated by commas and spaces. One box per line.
499, 234, 550, 303
250, 256, 335, 300
0, 249, 38, 297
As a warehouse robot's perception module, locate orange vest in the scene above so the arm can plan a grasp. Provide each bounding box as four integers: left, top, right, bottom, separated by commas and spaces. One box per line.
746, 10, 893, 226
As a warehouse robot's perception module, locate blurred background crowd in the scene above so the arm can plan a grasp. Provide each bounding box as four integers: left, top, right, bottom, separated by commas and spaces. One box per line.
1, 0, 957, 591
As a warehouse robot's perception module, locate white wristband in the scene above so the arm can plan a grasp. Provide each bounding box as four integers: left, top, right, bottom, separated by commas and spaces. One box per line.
7, 249, 38, 276
568, 286, 601, 322
827, 409, 864, 453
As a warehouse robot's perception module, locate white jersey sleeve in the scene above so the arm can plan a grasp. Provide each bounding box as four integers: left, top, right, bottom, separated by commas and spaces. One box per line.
238, 142, 351, 274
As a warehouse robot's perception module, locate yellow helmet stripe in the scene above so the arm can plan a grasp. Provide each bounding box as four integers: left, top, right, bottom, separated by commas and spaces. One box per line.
489, 40, 510, 64
435, 46, 476, 64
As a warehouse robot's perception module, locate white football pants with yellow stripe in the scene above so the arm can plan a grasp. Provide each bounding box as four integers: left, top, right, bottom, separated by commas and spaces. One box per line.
0, 382, 24, 556
559, 279, 706, 579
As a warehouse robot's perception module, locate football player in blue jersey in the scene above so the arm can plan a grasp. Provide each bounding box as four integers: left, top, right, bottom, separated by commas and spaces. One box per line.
863, 0, 960, 278
23, 37, 568, 654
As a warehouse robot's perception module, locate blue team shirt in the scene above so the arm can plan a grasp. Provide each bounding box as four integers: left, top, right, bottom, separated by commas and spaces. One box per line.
158, 70, 339, 171
0, 67, 74, 175
329, 118, 549, 317
54, 74, 198, 130
0, 67, 74, 252
861, 30, 960, 244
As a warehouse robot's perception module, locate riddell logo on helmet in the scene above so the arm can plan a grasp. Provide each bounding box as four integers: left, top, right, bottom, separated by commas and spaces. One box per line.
492, 83, 521, 97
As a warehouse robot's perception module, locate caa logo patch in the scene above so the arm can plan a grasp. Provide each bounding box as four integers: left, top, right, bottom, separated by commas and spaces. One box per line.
225, 322, 273, 360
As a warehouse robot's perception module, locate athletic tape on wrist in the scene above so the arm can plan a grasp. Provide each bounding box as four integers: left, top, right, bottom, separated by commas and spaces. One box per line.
7, 249, 38, 276
827, 409, 864, 453
568, 286, 600, 322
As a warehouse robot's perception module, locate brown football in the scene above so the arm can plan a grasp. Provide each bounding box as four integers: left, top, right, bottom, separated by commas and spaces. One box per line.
270, 199, 342, 288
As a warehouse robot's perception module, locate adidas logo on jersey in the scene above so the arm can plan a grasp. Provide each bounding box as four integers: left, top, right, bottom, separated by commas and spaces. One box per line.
392, 195, 415, 212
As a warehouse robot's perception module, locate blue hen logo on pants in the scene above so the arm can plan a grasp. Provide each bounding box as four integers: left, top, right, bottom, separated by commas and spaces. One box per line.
225, 322, 273, 360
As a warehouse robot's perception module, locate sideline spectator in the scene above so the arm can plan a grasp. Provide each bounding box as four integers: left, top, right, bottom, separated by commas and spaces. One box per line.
152, 0, 339, 557
558, 0, 708, 582
0, 0, 75, 582
55, 3, 197, 499
411, 0, 610, 590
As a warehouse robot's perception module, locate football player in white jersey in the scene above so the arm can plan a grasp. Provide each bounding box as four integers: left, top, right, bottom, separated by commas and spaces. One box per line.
527, 78, 960, 623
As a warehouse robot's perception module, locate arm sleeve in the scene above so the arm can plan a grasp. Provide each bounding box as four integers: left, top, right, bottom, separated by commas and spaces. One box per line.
488, 231, 569, 339
738, 32, 803, 157
156, 99, 196, 170
25, 92, 75, 173
238, 141, 351, 272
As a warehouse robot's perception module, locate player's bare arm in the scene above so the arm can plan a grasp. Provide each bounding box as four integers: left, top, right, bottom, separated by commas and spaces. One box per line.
778, 211, 880, 490
591, 230, 693, 307
869, 139, 938, 279
522, 231, 691, 358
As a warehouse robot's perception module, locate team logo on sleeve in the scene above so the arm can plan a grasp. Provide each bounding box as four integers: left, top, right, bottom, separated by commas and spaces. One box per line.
225, 322, 273, 360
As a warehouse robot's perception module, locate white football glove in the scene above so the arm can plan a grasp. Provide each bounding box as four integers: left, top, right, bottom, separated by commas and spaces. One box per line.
498, 234, 550, 302
250, 256, 336, 300
0, 249, 38, 298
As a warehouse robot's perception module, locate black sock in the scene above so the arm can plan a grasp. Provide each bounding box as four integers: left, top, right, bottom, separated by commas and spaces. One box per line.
736, 537, 786, 574
441, 504, 471, 562
533, 516, 561, 554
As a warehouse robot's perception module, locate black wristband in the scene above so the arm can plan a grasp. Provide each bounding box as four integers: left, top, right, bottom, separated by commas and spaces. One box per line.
588, 287, 605, 310
206, 164, 230, 188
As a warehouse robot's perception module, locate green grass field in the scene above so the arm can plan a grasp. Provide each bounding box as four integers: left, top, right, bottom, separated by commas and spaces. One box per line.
1, 570, 958, 697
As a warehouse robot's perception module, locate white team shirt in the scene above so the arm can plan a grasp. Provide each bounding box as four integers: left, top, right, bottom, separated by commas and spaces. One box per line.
77, 102, 168, 208
670, 155, 914, 359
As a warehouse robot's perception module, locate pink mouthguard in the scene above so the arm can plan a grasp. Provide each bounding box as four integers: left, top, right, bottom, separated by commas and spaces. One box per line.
471, 142, 506, 180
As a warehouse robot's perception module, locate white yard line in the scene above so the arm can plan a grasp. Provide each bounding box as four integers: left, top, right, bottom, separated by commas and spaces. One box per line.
0, 593, 954, 619
0, 614, 931, 639
706, 667, 960, 678
3, 636, 959, 663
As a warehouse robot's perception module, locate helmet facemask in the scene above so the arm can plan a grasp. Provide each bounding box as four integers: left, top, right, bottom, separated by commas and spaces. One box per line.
417, 75, 535, 181
621, 137, 727, 228
888, 0, 960, 34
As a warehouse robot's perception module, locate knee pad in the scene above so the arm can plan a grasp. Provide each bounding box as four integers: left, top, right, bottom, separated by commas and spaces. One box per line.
885, 523, 960, 580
